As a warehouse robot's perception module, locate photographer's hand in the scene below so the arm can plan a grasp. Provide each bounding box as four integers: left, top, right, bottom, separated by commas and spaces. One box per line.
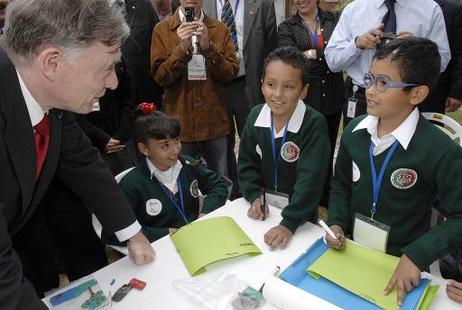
195, 21, 210, 50
355, 24, 383, 49
177, 22, 196, 52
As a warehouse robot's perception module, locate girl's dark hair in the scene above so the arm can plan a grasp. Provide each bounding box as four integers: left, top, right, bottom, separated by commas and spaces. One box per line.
262, 46, 311, 85
133, 109, 180, 145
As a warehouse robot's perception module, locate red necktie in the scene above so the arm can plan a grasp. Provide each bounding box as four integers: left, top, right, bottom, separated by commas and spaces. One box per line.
34, 114, 50, 179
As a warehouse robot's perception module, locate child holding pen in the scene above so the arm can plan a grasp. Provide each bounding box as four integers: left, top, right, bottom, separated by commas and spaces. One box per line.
105, 105, 228, 244
325, 37, 462, 306
238, 46, 331, 250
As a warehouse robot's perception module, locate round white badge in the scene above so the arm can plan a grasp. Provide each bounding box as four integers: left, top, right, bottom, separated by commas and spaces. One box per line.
352, 161, 361, 182
145, 199, 162, 216
255, 144, 262, 158
190, 179, 199, 198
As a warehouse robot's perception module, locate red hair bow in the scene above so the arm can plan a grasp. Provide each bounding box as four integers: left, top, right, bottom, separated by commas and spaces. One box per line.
138, 102, 157, 115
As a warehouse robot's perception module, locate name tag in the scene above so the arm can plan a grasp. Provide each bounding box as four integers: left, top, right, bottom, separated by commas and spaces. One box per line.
346, 98, 357, 118
265, 189, 289, 209
188, 54, 207, 80
353, 212, 390, 252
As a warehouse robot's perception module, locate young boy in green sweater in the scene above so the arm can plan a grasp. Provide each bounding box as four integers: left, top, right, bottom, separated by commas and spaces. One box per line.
238, 46, 331, 250
107, 106, 228, 244
325, 37, 462, 306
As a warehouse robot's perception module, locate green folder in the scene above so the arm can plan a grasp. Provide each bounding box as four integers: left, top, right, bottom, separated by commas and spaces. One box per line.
307, 239, 438, 310
170, 216, 262, 276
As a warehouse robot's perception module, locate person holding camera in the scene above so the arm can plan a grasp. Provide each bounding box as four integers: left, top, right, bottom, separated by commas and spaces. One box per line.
151, 0, 239, 177
324, 0, 451, 126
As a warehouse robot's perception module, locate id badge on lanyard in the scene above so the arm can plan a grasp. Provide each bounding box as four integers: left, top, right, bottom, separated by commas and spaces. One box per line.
188, 54, 207, 80
265, 189, 289, 209
353, 212, 390, 252
346, 85, 359, 118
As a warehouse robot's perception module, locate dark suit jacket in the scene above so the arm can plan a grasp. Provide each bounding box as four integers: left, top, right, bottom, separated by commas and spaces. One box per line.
278, 9, 344, 115
123, 0, 163, 106
0, 49, 137, 309
201, 0, 278, 105
421, 0, 462, 113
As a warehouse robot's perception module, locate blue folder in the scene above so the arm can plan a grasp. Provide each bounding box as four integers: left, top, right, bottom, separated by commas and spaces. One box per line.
279, 238, 429, 309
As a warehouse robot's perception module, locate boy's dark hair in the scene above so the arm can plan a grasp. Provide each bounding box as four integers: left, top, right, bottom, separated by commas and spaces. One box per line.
373, 37, 441, 90
262, 46, 311, 85
133, 109, 180, 145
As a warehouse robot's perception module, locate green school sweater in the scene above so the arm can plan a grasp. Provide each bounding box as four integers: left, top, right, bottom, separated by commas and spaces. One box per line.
237, 103, 331, 232
114, 155, 228, 243
328, 115, 462, 270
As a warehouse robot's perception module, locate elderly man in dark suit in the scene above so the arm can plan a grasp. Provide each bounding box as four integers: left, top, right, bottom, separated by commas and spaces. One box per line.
0, 0, 155, 308
421, 0, 462, 114
201, 0, 277, 198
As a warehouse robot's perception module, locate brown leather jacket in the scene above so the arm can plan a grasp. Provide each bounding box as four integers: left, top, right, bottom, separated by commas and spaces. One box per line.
151, 10, 239, 142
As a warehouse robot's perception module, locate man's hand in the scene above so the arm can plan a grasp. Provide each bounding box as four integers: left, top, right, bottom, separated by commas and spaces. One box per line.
105, 138, 125, 154
384, 254, 421, 306
247, 198, 268, 220
177, 22, 196, 52
355, 24, 384, 49
325, 225, 346, 250
195, 21, 210, 50
264, 225, 293, 250
127, 231, 155, 266
446, 97, 462, 112
447, 280, 462, 303
396, 31, 413, 39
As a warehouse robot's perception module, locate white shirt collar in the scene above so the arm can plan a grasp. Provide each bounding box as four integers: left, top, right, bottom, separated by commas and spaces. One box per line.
178, 8, 204, 22
254, 100, 306, 137
352, 107, 420, 150
16, 70, 48, 127
146, 157, 183, 194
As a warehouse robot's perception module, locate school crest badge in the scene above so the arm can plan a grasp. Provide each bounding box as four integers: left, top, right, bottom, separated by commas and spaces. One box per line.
190, 179, 199, 198
280, 141, 300, 163
390, 168, 417, 190
146, 199, 162, 216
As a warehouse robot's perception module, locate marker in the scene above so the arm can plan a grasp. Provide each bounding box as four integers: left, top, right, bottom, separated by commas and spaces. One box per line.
260, 188, 266, 220
258, 265, 281, 293
318, 219, 338, 240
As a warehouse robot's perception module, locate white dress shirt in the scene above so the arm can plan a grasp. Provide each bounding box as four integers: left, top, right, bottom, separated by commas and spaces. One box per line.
325, 0, 451, 87
353, 107, 420, 156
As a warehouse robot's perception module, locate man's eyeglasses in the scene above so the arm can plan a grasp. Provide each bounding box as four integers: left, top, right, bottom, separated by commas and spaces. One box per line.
363, 72, 416, 92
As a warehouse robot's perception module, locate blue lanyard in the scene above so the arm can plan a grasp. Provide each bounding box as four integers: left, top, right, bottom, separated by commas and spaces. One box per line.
159, 178, 188, 224
270, 116, 288, 192
219, 0, 240, 17
369, 140, 399, 219
304, 14, 320, 48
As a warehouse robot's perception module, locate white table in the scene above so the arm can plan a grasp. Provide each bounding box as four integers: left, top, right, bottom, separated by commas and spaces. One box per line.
44, 198, 460, 309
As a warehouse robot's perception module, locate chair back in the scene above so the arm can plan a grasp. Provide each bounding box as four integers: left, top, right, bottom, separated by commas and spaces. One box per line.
422, 112, 462, 146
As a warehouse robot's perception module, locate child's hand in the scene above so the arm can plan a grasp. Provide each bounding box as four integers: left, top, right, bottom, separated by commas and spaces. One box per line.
447, 280, 462, 303
169, 228, 178, 234
325, 225, 345, 250
264, 225, 293, 250
248, 198, 268, 220
384, 254, 421, 306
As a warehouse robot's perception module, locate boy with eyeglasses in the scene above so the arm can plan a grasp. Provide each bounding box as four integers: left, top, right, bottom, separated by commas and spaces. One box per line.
324, 37, 462, 306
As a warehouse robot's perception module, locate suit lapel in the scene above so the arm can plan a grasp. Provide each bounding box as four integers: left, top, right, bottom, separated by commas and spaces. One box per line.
243, 0, 260, 49
0, 54, 36, 213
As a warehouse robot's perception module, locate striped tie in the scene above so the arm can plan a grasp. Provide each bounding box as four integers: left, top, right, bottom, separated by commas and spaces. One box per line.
221, 0, 239, 52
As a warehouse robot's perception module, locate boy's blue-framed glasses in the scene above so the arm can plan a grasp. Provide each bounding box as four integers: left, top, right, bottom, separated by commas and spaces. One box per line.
363, 72, 416, 92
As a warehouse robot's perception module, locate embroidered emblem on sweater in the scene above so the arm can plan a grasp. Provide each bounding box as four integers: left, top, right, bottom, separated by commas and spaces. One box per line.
352, 161, 360, 182
190, 179, 199, 198
390, 168, 417, 190
146, 199, 162, 216
281, 141, 300, 162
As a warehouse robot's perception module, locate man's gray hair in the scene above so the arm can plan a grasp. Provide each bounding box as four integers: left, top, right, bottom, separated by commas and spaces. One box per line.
0, 0, 130, 64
